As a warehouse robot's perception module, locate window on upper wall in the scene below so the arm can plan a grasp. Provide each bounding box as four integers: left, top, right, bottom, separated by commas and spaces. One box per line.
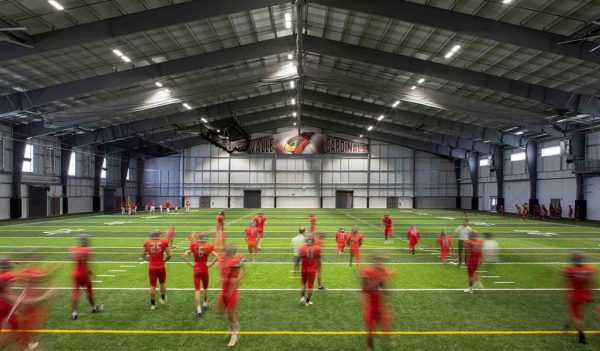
510, 152, 526, 162
100, 158, 107, 179
541, 145, 561, 157
479, 159, 489, 167
68, 152, 76, 176
22, 143, 33, 172
126, 168, 130, 181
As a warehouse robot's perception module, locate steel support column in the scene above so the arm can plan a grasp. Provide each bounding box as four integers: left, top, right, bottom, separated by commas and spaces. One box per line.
468, 153, 479, 210
572, 132, 587, 220
60, 139, 73, 214
10, 127, 26, 219
526, 141, 539, 213
93, 147, 104, 212
493, 147, 505, 211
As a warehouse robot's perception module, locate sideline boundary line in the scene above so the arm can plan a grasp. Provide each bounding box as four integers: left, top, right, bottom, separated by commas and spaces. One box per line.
12, 287, 600, 292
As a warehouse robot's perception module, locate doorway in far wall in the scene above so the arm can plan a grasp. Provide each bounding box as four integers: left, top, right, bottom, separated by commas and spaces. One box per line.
336, 190, 354, 208
490, 196, 498, 212
199, 196, 211, 208
386, 196, 399, 208
244, 190, 261, 208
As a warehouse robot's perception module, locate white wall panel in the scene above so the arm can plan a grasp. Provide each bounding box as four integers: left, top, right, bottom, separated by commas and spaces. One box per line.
504, 181, 530, 209
538, 178, 576, 217
586, 177, 600, 220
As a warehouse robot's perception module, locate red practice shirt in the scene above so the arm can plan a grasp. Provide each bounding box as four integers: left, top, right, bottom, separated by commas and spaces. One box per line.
143, 239, 169, 268
190, 242, 215, 271
70, 246, 92, 276
253, 215, 266, 229
245, 227, 258, 245
299, 245, 321, 273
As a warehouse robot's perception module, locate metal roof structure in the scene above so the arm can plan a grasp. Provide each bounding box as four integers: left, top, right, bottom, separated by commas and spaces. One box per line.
1, 0, 599, 158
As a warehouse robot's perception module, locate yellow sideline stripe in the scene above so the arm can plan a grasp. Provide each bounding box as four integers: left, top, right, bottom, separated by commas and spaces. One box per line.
2, 329, 600, 336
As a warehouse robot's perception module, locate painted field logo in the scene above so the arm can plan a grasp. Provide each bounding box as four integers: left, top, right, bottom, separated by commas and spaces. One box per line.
43, 228, 85, 236
141, 216, 161, 219
514, 230, 558, 237
470, 222, 495, 227
104, 221, 132, 226
436, 217, 457, 220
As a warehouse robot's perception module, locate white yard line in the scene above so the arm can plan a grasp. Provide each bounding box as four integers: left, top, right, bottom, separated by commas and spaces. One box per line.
11, 287, 599, 292
494, 282, 515, 284
10, 260, 600, 265
97, 275, 115, 277
335, 209, 381, 230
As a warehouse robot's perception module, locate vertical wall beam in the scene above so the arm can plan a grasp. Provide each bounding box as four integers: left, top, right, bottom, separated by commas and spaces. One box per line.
468, 153, 479, 210
454, 159, 462, 209
10, 126, 27, 219
366, 139, 371, 208
120, 152, 130, 203
572, 132, 587, 220
136, 159, 144, 205
526, 141, 538, 213
93, 146, 104, 212
273, 154, 277, 208
227, 153, 231, 208
60, 139, 73, 214
412, 149, 417, 208
493, 147, 505, 211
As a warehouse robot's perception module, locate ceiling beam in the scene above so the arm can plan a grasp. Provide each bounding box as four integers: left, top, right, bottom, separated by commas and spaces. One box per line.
303, 35, 600, 117
0, 35, 296, 116
302, 89, 528, 147
314, 0, 600, 66
0, 0, 286, 62
302, 104, 495, 154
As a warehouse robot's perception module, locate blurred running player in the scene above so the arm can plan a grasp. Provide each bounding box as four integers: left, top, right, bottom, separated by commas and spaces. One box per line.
174, 201, 179, 212
497, 204, 505, 218
217, 244, 246, 347
308, 213, 316, 234
216, 211, 225, 232
463, 232, 484, 293
120, 200, 126, 215
482, 233, 500, 264
165, 199, 171, 213
70, 235, 103, 320
562, 252, 596, 344
336, 226, 348, 255
407, 224, 421, 255
315, 232, 326, 290
183, 232, 219, 317
515, 204, 521, 217
349, 226, 364, 266
455, 219, 473, 267
214, 227, 227, 253
142, 230, 171, 310
296, 237, 322, 307
437, 229, 454, 264
522, 203, 529, 220
360, 254, 393, 351
150, 200, 156, 213
165, 224, 176, 248
382, 214, 393, 244
244, 222, 259, 262
0, 257, 18, 334
292, 227, 307, 272
253, 211, 267, 250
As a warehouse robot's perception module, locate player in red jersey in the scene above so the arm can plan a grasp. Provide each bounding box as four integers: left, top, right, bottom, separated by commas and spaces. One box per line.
463, 232, 484, 293
70, 235, 103, 320
437, 229, 454, 264
253, 211, 267, 249
165, 200, 171, 213
183, 232, 219, 317
165, 224, 176, 248
0, 257, 18, 334
308, 213, 317, 234
150, 200, 156, 213
296, 237, 322, 307
120, 200, 126, 215
214, 227, 227, 253
562, 252, 596, 344
568, 205, 574, 220
348, 226, 364, 266
216, 211, 225, 232
244, 222, 259, 262
407, 224, 421, 255
142, 230, 171, 310
360, 254, 393, 351
336, 226, 348, 254
217, 244, 246, 347
382, 214, 393, 244
185, 200, 191, 212
314, 232, 326, 290
522, 203, 529, 220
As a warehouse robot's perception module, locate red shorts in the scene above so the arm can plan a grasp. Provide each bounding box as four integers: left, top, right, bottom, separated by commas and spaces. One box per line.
441, 248, 449, 262
0, 300, 18, 331
149, 267, 166, 288
257, 227, 264, 239
72, 272, 93, 297
467, 262, 478, 279
337, 243, 346, 253
409, 239, 418, 250
247, 242, 257, 251
193, 269, 209, 290
220, 286, 239, 313
301, 271, 317, 289
384, 227, 392, 236
570, 295, 593, 320
362, 294, 391, 333
350, 247, 361, 261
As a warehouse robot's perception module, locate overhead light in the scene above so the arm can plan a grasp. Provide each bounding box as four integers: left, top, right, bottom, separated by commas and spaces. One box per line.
293, 122, 297, 126
514, 130, 526, 135
377, 115, 384, 121
183, 103, 192, 110
417, 78, 425, 84
154, 82, 163, 88
410, 85, 417, 90
285, 13, 292, 21
392, 100, 400, 108
444, 51, 454, 59
121, 55, 131, 63
201, 118, 208, 123
483, 140, 491, 143
292, 112, 297, 117
290, 81, 295, 88
291, 98, 296, 104
217, 129, 221, 133
367, 126, 373, 131
450, 45, 461, 52
502, 0, 512, 3
287, 53, 294, 60
359, 134, 363, 138
285, 21, 292, 29
162, 88, 170, 94
112, 49, 124, 57
48, 0, 64, 10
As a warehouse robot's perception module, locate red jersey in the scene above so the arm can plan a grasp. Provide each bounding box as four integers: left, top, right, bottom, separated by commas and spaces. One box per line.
129, 202, 136, 209
407, 229, 421, 242
174, 202, 179, 207
349, 233, 363, 249
143, 239, 169, 268
360, 267, 392, 296
165, 201, 171, 208
309, 216, 316, 227
336, 231, 347, 245
563, 265, 596, 300
151, 201, 156, 206
253, 215, 266, 228
0, 272, 16, 297
217, 214, 224, 225
185, 201, 190, 207
245, 227, 258, 245
465, 239, 483, 264
382, 216, 392, 228
189, 242, 215, 271
437, 235, 453, 251
219, 254, 243, 285
70, 246, 93, 276
299, 245, 321, 273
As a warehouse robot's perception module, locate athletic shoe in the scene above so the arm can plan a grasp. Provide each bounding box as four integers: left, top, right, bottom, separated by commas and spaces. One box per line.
203, 303, 209, 311
27, 342, 39, 350
196, 312, 202, 318
577, 337, 587, 345
228, 335, 238, 347
71, 313, 78, 320
300, 297, 306, 305
308, 301, 313, 305
150, 305, 156, 311
160, 297, 167, 305
463, 288, 473, 294
91, 305, 104, 313
304, 301, 311, 307
384, 240, 388, 245
318, 286, 327, 290
475, 281, 484, 289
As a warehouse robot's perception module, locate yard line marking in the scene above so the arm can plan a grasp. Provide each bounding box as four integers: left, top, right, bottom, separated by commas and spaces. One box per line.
2, 329, 599, 336
481, 276, 500, 278
119, 265, 135, 268
97, 275, 115, 277
108, 270, 126, 272
476, 271, 487, 273
494, 282, 515, 284
91, 281, 103, 283
11, 260, 600, 265
12, 287, 600, 292
335, 209, 380, 229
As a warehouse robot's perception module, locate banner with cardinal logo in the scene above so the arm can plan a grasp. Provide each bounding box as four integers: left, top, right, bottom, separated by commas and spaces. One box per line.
230, 131, 368, 154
